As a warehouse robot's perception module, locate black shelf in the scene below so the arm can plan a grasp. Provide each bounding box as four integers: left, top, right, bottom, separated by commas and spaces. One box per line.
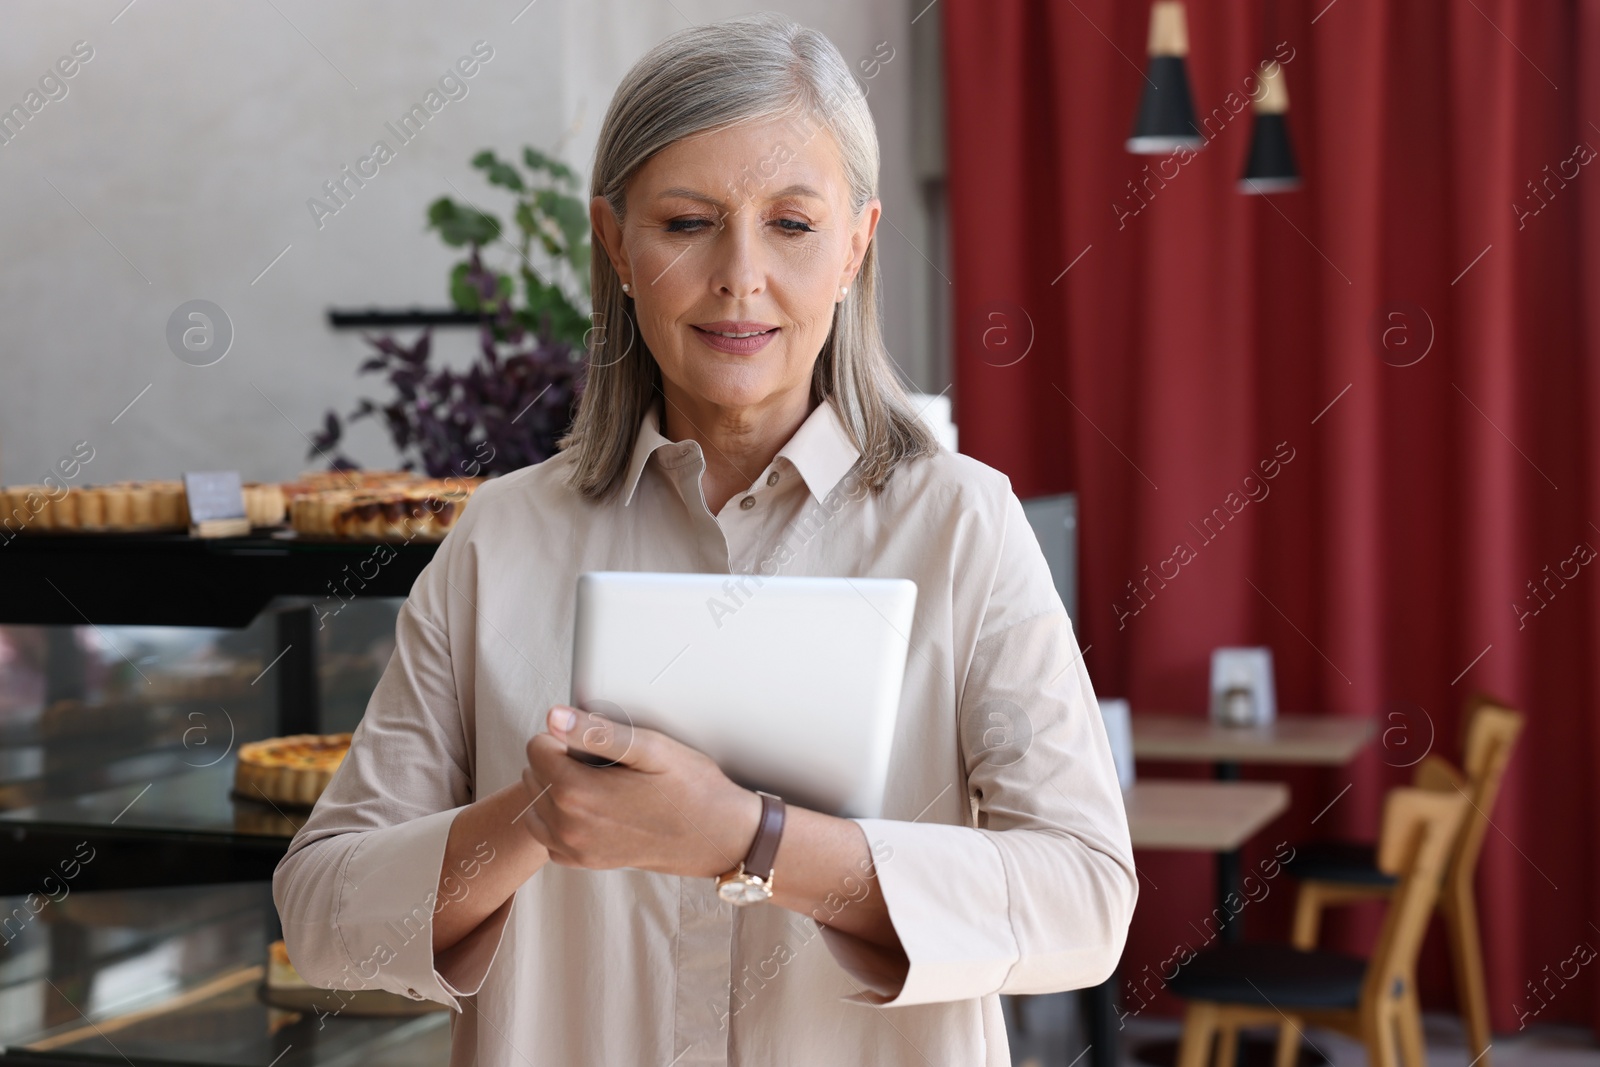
326, 307, 480, 329
0, 532, 438, 628
0, 531, 423, 895
0, 529, 436, 736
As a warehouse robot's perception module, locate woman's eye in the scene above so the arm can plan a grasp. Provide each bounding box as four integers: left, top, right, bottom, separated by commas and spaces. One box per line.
664, 216, 812, 235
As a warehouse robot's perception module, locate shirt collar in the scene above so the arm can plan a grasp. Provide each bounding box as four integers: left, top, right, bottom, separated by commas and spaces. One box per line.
620, 398, 862, 506
620, 401, 680, 506
775, 399, 862, 501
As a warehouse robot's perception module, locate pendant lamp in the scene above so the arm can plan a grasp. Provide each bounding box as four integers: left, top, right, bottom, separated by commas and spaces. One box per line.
1240, 61, 1301, 192
1127, 2, 1203, 154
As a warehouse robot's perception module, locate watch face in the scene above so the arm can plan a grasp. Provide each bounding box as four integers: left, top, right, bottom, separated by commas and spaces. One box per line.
717, 876, 772, 906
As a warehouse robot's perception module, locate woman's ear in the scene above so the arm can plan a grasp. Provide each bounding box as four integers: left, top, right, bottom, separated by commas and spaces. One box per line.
841, 197, 882, 291
590, 195, 630, 286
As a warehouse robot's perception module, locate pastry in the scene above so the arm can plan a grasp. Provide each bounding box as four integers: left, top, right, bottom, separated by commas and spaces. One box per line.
0, 480, 289, 533
49, 487, 77, 528
126, 482, 159, 528
233, 733, 352, 807
0, 481, 187, 533
289, 479, 480, 541
0, 486, 54, 531
281, 469, 421, 503
76, 488, 105, 528
147, 480, 188, 527
268, 939, 313, 991
243, 482, 287, 527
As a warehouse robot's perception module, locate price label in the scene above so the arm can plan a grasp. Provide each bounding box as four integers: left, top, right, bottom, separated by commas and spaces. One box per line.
182, 471, 246, 523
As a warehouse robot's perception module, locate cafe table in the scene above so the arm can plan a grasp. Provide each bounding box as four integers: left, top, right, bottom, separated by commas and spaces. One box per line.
1071, 715, 1373, 1067
1071, 779, 1290, 1067
1131, 714, 1376, 771
1132, 714, 1375, 943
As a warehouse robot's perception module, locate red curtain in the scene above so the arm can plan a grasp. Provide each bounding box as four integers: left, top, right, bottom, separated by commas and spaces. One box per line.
944, 0, 1600, 1034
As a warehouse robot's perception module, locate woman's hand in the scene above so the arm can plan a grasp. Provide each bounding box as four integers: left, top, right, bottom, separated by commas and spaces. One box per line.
519, 705, 763, 879
520, 704, 907, 976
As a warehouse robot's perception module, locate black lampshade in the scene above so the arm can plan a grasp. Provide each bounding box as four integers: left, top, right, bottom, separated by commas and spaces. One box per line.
1128, 56, 1204, 154
1127, 2, 1203, 154
1239, 62, 1300, 192
1240, 114, 1300, 192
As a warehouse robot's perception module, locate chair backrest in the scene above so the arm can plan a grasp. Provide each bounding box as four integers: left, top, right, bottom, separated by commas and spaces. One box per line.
1452, 695, 1524, 883
1412, 753, 1467, 796
1362, 786, 1470, 1006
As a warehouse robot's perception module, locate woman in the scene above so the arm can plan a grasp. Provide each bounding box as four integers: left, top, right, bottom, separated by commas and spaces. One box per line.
275, 12, 1135, 1066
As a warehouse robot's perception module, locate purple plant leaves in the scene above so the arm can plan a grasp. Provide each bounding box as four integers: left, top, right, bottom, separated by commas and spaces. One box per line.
316, 320, 583, 477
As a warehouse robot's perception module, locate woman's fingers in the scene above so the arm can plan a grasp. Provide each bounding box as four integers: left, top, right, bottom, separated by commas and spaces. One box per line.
527, 729, 573, 770
525, 705, 736, 874
546, 704, 685, 770
517, 765, 573, 863
524, 730, 615, 867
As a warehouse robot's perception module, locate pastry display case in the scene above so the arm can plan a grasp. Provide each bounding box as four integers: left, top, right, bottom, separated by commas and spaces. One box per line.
0, 533, 443, 1066
0, 883, 449, 1066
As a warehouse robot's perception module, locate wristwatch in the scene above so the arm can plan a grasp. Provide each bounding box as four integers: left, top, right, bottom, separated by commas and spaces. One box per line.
715, 790, 785, 905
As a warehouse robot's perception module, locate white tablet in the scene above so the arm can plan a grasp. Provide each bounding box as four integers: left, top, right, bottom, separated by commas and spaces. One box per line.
570, 571, 917, 818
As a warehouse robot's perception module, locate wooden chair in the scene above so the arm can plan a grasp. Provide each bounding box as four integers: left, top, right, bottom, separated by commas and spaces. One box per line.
1287, 697, 1523, 1065
1168, 784, 1469, 1067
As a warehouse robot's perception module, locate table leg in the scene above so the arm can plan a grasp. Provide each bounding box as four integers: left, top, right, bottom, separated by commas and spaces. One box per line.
274, 605, 320, 736
1215, 847, 1243, 943
1080, 975, 1118, 1067
1212, 760, 1245, 944
1216, 759, 1245, 1067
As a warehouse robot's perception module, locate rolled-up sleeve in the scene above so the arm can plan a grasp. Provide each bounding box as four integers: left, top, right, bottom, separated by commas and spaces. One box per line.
271, 527, 513, 1011
820, 485, 1137, 1006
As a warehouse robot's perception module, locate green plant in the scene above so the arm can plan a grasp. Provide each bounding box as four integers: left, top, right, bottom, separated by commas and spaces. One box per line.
312, 145, 590, 476
426, 146, 592, 349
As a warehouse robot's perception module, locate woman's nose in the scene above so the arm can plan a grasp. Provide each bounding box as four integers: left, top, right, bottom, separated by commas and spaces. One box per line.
707, 205, 766, 299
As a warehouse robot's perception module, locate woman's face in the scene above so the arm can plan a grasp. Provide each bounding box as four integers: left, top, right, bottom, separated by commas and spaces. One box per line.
592, 117, 880, 426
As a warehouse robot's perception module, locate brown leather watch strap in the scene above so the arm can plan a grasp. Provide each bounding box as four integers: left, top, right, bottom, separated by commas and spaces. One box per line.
743, 791, 786, 878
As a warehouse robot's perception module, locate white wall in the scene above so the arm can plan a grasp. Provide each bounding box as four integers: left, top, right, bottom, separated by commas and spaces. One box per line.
0, 0, 942, 485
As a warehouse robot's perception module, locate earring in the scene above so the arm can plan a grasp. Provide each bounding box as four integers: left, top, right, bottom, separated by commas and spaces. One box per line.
840, 286, 849, 298
622, 283, 631, 294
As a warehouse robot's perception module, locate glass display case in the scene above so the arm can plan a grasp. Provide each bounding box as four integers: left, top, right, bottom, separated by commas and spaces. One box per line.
0, 884, 450, 1066
0, 532, 440, 1066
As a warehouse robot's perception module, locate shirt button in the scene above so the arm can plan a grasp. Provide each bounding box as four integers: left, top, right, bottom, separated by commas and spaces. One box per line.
406, 987, 422, 999
766, 471, 779, 487
739, 495, 756, 510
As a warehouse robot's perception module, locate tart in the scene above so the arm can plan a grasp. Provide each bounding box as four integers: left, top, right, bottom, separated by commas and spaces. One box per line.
234, 733, 352, 807
0, 486, 55, 532
281, 469, 421, 502
268, 939, 313, 991
0, 480, 286, 534
243, 482, 287, 527
0, 481, 188, 533
290, 480, 480, 541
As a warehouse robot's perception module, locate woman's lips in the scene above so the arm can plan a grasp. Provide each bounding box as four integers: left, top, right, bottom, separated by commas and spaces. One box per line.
691, 325, 779, 354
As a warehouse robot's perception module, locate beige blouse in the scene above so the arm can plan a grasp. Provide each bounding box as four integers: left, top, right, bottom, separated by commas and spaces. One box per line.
274, 398, 1136, 1067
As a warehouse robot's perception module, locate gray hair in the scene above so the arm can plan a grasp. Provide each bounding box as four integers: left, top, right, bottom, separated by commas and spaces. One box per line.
559, 11, 939, 500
